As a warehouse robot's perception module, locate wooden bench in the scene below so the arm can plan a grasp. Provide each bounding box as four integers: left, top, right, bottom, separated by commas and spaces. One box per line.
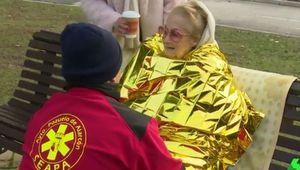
0, 30, 299, 169
0, 30, 64, 154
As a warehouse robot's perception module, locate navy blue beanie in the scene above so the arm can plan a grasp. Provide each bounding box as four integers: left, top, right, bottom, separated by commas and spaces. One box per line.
61, 22, 122, 85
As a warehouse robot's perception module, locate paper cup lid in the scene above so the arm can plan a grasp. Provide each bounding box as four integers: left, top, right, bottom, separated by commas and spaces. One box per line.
122, 11, 140, 18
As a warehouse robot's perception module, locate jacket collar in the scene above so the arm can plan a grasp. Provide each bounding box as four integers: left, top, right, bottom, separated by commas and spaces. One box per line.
65, 82, 120, 100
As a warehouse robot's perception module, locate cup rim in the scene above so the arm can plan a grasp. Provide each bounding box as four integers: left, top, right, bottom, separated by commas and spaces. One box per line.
122, 10, 140, 18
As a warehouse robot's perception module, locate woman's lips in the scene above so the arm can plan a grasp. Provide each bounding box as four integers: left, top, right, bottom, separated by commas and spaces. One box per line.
165, 46, 175, 50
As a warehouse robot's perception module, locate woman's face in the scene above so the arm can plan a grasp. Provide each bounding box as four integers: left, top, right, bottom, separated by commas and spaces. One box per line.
162, 13, 198, 59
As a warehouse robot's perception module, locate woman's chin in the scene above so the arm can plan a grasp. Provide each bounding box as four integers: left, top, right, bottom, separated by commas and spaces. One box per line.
164, 50, 176, 58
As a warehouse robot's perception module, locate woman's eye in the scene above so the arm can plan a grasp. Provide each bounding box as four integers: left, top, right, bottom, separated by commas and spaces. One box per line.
171, 30, 183, 38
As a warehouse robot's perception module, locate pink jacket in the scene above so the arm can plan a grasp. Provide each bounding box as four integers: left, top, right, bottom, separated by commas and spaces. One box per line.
80, 0, 185, 40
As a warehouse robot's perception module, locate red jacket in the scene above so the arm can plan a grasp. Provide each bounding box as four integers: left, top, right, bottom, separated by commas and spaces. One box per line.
19, 87, 184, 170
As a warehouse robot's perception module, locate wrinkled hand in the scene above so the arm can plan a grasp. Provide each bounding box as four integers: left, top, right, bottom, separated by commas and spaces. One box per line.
113, 17, 128, 36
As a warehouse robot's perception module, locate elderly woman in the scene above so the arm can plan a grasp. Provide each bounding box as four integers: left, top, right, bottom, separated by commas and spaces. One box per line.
81, 0, 185, 70
120, 1, 264, 169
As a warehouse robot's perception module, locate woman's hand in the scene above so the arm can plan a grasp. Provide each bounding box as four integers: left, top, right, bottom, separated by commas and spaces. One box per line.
112, 17, 128, 36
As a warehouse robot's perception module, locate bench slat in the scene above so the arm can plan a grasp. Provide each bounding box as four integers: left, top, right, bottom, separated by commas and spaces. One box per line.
8, 98, 39, 113
18, 80, 60, 97
14, 90, 47, 105
268, 163, 286, 170
21, 70, 65, 88
0, 105, 29, 121
23, 60, 62, 76
286, 94, 300, 107
283, 109, 300, 121
29, 39, 61, 53
0, 121, 25, 142
0, 136, 22, 155
272, 149, 300, 163
0, 105, 30, 118
26, 49, 62, 65
276, 135, 300, 152
279, 119, 300, 137
33, 30, 60, 44
0, 107, 28, 130
290, 80, 300, 95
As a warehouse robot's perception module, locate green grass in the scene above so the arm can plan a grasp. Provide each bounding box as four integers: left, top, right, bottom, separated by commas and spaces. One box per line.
0, 0, 85, 104
216, 26, 300, 77
0, 0, 300, 104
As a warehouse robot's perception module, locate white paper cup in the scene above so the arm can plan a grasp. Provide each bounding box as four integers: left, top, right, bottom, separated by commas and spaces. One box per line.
122, 11, 140, 38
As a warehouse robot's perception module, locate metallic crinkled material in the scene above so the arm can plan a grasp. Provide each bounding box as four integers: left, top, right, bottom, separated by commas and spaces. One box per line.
120, 34, 264, 170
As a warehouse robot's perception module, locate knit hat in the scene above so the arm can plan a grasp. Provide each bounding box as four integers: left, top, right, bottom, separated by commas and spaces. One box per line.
61, 22, 122, 85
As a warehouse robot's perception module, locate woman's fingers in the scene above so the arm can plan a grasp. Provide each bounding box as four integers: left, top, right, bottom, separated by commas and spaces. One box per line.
113, 18, 129, 36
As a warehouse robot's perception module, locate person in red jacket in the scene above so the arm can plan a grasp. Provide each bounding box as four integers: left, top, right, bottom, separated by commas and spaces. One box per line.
19, 22, 184, 170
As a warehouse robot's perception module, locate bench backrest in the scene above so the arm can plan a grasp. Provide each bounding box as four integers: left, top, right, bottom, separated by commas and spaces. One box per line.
10, 30, 64, 116
17, 31, 63, 103
0, 31, 65, 153
270, 81, 300, 169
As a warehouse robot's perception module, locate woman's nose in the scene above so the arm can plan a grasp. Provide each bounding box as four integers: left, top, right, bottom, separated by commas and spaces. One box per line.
163, 33, 172, 43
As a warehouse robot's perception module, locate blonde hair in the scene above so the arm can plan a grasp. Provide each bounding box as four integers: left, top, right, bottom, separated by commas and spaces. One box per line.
171, 0, 216, 46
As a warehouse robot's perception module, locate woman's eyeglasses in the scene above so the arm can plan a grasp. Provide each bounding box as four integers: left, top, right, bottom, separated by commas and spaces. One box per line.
158, 25, 191, 42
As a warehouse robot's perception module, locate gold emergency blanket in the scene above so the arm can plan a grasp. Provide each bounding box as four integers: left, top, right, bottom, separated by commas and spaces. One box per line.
120, 35, 264, 170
